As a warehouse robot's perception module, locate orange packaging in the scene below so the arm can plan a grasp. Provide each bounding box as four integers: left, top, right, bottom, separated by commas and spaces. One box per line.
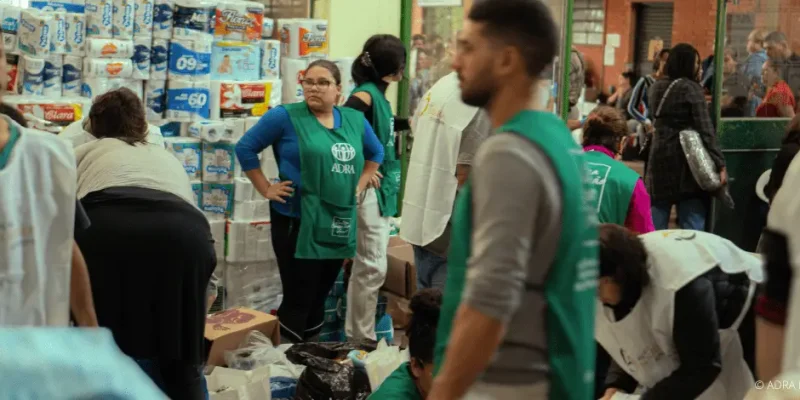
217, 82, 273, 118
281, 19, 328, 58
214, 2, 264, 41
17, 103, 83, 127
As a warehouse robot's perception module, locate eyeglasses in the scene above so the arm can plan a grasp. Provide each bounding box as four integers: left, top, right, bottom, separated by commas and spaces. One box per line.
301, 79, 333, 89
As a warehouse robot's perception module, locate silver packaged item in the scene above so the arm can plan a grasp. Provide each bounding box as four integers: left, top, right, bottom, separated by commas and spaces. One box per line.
679, 129, 722, 192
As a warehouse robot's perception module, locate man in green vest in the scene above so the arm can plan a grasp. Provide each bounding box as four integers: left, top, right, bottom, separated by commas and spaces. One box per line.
427, 1, 599, 399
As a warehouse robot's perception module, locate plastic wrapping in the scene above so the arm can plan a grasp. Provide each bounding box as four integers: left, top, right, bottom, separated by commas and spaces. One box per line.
224, 331, 304, 375
225, 261, 282, 314
679, 129, 722, 192
286, 341, 378, 400
363, 339, 408, 391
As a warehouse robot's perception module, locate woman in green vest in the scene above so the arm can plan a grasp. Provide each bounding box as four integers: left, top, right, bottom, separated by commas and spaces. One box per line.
234, 60, 384, 343
342, 34, 409, 341
368, 289, 442, 399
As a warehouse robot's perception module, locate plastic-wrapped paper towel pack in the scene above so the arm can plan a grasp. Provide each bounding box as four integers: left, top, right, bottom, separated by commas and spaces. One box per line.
83, 57, 133, 78
62, 55, 82, 96
48, 11, 67, 54
172, 0, 214, 39
145, 79, 166, 120
233, 178, 270, 221
5, 96, 89, 132
214, 0, 263, 41
203, 140, 236, 183
20, 55, 45, 96
281, 57, 307, 104
210, 41, 260, 81
133, 0, 154, 36
87, 37, 134, 58
210, 80, 279, 119
152, 0, 173, 38
279, 19, 328, 59
168, 37, 212, 80
131, 36, 151, 79
164, 137, 202, 180
166, 79, 211, 121
43, 54, 63, 96
65, 12, 86, 54
0, 5, 21, 53
17, 9, 52, 57
189, 119, 225, 142
149, 37, 168, 78
208, 218, 225, 260
261, 17, 273, 39
111, 0, 134, 39
226, 220, 274, 263
202, 182, 234, 219
260, 39, 280, 80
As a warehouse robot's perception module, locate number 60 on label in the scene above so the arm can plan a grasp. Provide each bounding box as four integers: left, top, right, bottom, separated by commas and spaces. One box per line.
188, 93, 208, 108
175, 55, 197, 71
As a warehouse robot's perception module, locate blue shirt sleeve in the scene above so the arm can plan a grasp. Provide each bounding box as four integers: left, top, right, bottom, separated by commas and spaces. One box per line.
235, 106, 290, 172
362, 118, 385, 164
628, 78, 648, 122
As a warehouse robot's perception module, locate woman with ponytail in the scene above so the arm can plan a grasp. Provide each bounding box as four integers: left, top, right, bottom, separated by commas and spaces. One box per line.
344, 34, 410, 342
368, 289, 443, 399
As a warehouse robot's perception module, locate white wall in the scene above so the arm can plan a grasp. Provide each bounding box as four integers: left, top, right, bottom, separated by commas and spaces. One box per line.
314, 0, 402, 112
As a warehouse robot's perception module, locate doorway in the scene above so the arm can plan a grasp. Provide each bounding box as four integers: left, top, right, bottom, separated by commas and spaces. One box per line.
633, 3, 675, 77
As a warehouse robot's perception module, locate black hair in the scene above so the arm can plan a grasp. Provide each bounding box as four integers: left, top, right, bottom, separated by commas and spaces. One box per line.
469, 0, 559, 78
598, 224, 650, 306
0, 103, 28, 127
652, 48, 670, 73
307, 59, 342, 85
665, 43, 701, 82
352, 34, 407, 86
408, 288, 443, 366
621, 70, 637, 87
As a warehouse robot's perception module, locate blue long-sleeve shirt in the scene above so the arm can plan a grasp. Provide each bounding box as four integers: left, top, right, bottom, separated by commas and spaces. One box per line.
235, 105, 385, 218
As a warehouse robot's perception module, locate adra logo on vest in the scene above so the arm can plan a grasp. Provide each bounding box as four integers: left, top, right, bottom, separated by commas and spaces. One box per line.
331, 143, 356, 174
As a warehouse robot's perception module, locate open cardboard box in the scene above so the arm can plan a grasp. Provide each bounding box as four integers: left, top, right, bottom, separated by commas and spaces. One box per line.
205, 307, 281, 367
383, 237, 416, 299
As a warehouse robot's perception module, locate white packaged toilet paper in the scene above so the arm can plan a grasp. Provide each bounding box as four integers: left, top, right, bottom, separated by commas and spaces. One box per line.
214, 0, 263, 41
111, 0, 134, 39
334, 57, 356, 101
85, 0, 113, 38
144, 78, 165, 120
234, 177, 254, 202
43, 54, 63, 97
131, 35, 150, 79
261, 17, 273, 39
188, 119, 224, 142
62, 54, 82, 96
133, 0, 153, 37
202, 140, 235, 183
64, 12, 86, 55
260, 150, 278, 181
226, 219, 273, 262
168, 37, 212, 80
166, 79, 211, 121
83, 57, 133, 78
149, 37, 168, 78
20, 55, 45, 96
210, 80, 278, 119
280, 19, 328, 59
48, 11, 67, 54
224, 118, 245, 142
281, 57, 307, 104
81, 77, 133, 99
151, 0, 172, 39
232, 199, 270, 222
18, 10, 52, 57
87, 38, 134, 58
172, 0, 214, 39
1, 5, 21, 53
202, 182, 234, 220
165, 136, 202, 180
260, 39, 280, 80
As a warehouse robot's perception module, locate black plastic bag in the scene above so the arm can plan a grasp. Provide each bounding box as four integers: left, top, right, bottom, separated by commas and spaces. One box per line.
286, 341, 377, 400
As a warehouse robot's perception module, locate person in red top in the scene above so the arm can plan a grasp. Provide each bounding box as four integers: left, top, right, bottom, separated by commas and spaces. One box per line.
756, 59, 796, 118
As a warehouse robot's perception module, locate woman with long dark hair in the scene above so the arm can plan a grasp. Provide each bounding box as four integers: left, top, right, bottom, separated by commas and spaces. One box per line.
646, 43, 727, 230
73, 88, 215, 399
343, 34, 409, 342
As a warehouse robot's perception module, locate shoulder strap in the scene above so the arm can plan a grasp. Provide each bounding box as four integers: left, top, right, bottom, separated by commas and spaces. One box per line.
655, 78, 683, 118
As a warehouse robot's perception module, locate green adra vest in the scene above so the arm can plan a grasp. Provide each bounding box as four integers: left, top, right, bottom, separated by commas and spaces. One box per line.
434, 110, 598, 400
583, 150, 640, 226
352, 82, 401, 217
284, 102, 365, 260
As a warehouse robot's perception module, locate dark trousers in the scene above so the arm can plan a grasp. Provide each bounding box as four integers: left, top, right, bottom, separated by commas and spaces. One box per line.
136, 359, 207, 400
271, 210, 343, 343
738, 301, 757, 379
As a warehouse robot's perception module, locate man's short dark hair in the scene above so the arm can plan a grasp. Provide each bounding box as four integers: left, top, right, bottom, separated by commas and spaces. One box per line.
765, 31, 788, 45
468, 0, 559, 78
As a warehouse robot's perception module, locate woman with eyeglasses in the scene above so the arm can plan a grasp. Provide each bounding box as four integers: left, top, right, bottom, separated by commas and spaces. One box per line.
235, 59, 384, 343
342, 34, 408, 342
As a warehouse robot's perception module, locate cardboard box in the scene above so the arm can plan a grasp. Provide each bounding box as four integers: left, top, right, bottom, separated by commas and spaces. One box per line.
382, 290, 412, 330
383, 242, 416, 299
205, 307, 281, 366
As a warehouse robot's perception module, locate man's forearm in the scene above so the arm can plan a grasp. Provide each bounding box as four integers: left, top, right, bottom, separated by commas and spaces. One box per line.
71, 241, 98, 327
429, 305, 505, 400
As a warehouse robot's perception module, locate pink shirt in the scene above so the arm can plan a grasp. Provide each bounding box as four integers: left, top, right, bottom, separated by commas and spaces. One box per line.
584, 145, 655, 233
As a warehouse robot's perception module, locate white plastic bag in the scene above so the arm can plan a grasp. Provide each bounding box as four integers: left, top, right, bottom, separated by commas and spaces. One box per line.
363, 339, 409, 391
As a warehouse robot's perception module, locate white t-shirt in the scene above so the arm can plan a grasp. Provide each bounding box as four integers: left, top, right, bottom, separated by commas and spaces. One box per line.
0, 119, 76, 326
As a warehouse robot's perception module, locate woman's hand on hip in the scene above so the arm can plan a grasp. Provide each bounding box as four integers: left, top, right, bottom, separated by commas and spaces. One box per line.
265, 181, 294, 203
369, 171, 383, 189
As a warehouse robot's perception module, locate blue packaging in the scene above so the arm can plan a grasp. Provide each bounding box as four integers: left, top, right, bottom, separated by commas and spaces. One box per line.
152, 0, 172, 38
210, 41, 259, 81
149, 38, 168, 78
171, 2, 214, 38
157, 120, 181, 137
166, 83, 210, 120
165, 137, 202, 180
202, 183, 234, 218
131, 37, 150, 78
270, 377, 297, 400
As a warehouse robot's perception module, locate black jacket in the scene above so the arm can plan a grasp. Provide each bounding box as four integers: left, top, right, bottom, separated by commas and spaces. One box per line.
604, 267, 752, 399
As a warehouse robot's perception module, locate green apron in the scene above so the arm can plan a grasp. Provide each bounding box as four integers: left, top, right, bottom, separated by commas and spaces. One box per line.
284, 103, 365, 259
434, 110, 598, 400
0, 123, 20, 170
367, 363, 422, 400
584, 150, 640, 226
352, 82, 401, 217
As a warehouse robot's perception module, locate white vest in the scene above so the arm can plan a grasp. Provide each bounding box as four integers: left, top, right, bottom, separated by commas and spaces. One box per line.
596, 230, 763, 399
400, 72, 479, 247
0, 122, 76, 326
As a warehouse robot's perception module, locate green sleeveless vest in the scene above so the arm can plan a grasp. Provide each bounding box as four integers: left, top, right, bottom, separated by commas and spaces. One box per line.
351, 82, 401, 217
434, 110, 598, 400
583, 150, 640, 226
284, 102, 365, 259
